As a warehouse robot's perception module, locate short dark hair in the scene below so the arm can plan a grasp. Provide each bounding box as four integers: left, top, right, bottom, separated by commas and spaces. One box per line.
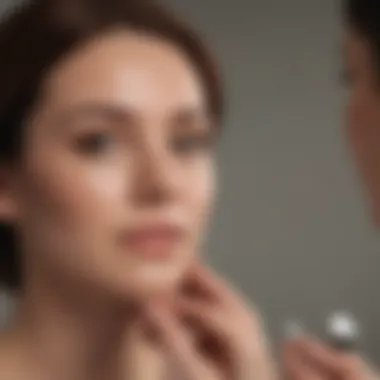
344, 0, 380, 65
0, 0, 224, 290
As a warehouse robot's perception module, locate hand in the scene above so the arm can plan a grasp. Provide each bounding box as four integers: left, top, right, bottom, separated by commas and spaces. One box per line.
145, 262, 277, 380
283, 336, 378, 380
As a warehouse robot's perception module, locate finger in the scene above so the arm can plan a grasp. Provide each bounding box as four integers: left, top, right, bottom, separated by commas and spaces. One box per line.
290, 337, 366, 380
176, 298, 234, 369
181, 264, 266, 343
176, 298, 234, 359
282, 340, 325, 380
177, 299, 227, 337
178, 298, 274, 377
145, 302, 218, 380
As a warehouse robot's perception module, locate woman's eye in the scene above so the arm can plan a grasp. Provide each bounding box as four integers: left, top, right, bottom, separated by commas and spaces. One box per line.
172, 132, 214, 155
74, 132, 116, 156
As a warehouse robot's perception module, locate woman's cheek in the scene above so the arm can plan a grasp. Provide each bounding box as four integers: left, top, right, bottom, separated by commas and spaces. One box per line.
22, 154, 126, 233
80, 163, 130, 212
185, 159, 216, 228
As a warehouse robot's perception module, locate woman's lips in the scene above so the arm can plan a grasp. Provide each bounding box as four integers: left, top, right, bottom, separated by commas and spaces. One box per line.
119, 224, 185, 259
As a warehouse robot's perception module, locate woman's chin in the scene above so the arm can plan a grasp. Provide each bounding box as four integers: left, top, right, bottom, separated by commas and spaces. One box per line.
111, 261, 187, 303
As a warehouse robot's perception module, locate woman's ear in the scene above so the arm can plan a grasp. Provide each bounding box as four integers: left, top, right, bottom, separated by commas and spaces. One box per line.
0, 167, 19, 223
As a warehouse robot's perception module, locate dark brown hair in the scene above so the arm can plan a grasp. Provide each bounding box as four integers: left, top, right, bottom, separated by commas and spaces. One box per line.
344, 0, 380, 69
0, 0, 224, 290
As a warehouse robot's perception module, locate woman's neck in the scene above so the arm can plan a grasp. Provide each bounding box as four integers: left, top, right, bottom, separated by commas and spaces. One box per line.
3, 279, 165, 380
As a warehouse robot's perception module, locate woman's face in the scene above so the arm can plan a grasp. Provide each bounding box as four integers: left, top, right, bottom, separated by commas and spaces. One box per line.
343, 28, 380, 225
4, 29, 217, 301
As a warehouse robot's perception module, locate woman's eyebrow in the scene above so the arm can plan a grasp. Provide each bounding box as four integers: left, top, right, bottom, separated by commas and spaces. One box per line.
55, 101, 212, 129
56, 101, 138, 126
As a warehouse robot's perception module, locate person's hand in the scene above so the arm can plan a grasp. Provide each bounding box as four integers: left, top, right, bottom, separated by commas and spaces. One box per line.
283, 336, 379, 380
145, 262, 278, 380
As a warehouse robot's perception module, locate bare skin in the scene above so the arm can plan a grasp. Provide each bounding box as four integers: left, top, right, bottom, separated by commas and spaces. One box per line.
283, 336, 378, 380
0, 28, 276, 380
342, 28, 380, 227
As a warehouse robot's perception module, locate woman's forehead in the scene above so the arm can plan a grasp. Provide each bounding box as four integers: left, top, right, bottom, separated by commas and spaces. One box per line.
38, 29, 207, 117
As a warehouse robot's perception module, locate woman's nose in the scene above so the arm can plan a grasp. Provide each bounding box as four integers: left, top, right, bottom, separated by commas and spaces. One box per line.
132, 149, 182, 206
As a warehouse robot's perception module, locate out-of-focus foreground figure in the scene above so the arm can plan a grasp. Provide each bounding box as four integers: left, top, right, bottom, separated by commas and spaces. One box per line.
283, 1, 380, 380
343, 0, 380, 228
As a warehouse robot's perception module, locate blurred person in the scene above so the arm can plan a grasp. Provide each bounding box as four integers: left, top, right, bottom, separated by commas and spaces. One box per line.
343, 0, 380, 228
283, 1, 380, 380
0, 1, 277, 379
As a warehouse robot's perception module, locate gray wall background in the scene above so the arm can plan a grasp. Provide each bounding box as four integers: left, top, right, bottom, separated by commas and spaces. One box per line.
1, 0, 380, 362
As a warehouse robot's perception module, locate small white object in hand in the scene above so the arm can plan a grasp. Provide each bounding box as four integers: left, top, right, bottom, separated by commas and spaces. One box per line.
326, 311, 360, 342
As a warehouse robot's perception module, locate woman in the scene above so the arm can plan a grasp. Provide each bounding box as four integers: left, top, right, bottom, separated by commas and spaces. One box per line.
283, 1, 380, 379
0, 1, 276, 379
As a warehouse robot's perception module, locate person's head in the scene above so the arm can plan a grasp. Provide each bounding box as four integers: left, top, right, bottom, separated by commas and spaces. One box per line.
343, 1, 380, 226
0, 0, 223, 303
